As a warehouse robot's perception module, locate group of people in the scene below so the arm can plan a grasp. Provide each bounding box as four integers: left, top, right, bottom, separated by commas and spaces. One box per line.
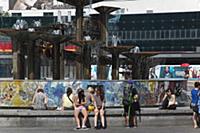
32, 84, 141, 129
191, 82, 200, 128
32, 86, 106, 130
31, 82, 200, 129
69, 86, 106, 130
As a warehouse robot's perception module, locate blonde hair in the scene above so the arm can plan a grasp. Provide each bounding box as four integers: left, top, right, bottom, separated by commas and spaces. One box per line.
88, 87, 94, 93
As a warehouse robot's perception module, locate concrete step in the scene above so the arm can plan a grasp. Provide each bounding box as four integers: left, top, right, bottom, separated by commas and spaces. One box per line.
0, 107, 193, 127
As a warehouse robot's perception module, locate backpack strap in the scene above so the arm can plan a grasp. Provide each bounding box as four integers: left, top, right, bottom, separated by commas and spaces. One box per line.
67, 94, 73, 104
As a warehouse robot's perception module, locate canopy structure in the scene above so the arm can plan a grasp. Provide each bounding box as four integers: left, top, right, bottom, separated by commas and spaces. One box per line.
101, 46, 133, 79
57, 0, 103, 6
0, 28, 74, 80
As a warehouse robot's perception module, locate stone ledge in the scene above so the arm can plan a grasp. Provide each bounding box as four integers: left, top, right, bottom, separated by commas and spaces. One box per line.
0, 107, 192, 117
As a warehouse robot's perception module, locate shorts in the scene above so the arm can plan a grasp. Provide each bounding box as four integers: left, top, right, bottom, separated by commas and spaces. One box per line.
123, 104, 136, 116
75, 106, 86, 111
123, 105, 129, 115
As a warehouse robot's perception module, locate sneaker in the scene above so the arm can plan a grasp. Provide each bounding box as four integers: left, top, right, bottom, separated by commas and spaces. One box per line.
82, 126, 88, 130
73, 127, 81, 130
94, 126, 100, 130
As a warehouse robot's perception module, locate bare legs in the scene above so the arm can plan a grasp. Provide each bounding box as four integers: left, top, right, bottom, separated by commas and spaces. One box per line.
74, 107, 88, 128
124, 113, 128, 127
193, 112, 198, 128
94, 108, 105, 128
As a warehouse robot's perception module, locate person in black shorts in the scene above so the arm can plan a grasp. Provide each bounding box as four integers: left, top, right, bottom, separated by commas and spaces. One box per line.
122, 83, 140, 128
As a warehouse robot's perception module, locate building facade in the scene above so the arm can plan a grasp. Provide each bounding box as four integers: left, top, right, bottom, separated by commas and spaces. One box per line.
1, 0, 200, 79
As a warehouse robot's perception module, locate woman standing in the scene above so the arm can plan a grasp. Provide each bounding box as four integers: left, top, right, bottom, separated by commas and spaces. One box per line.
73, 88, 88, 130
94, 87, 106, 129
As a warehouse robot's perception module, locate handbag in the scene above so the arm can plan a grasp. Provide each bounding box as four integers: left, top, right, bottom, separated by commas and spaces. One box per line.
88, 104, 95, 112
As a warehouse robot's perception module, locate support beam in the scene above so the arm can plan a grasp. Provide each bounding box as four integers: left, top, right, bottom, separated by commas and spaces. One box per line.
12, 37, 25, 79
53, 43, 60, 80
94, 6, 120, 80
75, 5, 84, 79
76, 5, 83, 41
27, 42, 35, 79
112, 53, 119, 80
82, 44, 91, 79
60, 43, 65, 79
33, 41, 41, 79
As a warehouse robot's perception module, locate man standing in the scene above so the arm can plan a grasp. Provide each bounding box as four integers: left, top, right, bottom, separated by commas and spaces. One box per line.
191, 82, 200, 128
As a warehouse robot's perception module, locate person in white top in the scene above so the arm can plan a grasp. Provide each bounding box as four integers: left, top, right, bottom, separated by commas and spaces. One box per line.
61, 87, 74, 110
160, 88, 177, 110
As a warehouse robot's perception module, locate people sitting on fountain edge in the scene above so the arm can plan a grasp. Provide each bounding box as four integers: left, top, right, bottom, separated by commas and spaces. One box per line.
159, 88, 177, 110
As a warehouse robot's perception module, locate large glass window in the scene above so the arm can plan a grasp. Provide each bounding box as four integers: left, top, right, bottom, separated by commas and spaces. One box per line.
146, 31, 150, 39
181, 30, 185, 38
161, 30, 165, 38
165, 30, 169, 39
197, 29, 200, 38
191, 29, 196, 38
156, 30, 161, 39
141, 31, 145, 39
175, 30, 180, 38
170, 30, 175, 38
136, 31, 140, 39
186, 30, 190, 38
151, 31, 155, 39
0, 58, 12, 78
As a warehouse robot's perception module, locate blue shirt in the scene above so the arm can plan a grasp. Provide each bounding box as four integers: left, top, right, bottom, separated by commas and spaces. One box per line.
191, 88, 199, 105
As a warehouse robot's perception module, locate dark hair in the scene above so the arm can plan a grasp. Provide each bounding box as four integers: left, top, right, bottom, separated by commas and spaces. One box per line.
194, 82, 200, 88
96, 87, 105, 101
37, 88, 44, 93
66, 87, 73, 97
166, 88, 174, 94
131, 87, 138, 96
77, 88, 85, 104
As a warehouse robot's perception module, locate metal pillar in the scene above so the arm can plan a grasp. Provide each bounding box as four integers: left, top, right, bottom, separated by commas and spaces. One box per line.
12, 37, 25, 79
131, 56, 141, 79
94, 6, 119, 79
53, 43, 60, 80
97, 13, 108, 80
112, 53, 119, 80
75, 5, 84, 79
82, 44, 91, 79
27, 41, 35, 79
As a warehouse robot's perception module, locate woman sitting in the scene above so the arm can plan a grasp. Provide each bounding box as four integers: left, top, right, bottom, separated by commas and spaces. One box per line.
73, 88, 88, 130
61, 87, 74, 110
94, 87, 106, 129
32, 86, 48, 110
85, 87, 95, 113
160, 88, 177, 110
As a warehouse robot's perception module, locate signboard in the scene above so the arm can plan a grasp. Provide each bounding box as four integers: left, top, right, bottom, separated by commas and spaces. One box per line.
149, 65, 200, 79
